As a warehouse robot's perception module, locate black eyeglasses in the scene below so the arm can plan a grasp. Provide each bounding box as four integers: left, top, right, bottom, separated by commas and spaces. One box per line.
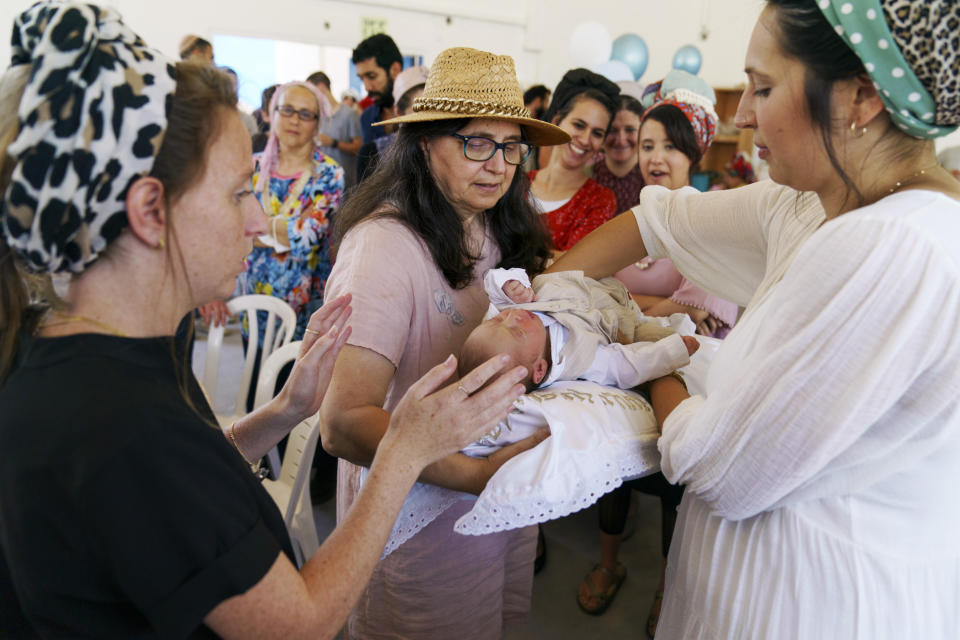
449, 134, 532, 166
276, 104, 319, 122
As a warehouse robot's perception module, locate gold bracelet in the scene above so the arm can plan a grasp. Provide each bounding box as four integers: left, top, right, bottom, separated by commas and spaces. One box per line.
229, 422, 255, 466
665, 371, 688, 391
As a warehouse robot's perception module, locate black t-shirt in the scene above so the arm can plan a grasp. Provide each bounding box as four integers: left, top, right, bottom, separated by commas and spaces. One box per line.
0, 334, 294, 638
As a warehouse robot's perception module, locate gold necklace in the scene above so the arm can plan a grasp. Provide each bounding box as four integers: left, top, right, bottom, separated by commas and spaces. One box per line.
39, 311, 129, 337
887, 162, 940, 195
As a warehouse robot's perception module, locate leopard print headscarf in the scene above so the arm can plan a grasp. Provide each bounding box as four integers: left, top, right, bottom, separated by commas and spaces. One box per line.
818, 0, 959, 139
1, 1, 175, 274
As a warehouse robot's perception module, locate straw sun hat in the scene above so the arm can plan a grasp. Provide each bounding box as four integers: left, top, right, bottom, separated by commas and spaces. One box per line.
375, 47, 570, 146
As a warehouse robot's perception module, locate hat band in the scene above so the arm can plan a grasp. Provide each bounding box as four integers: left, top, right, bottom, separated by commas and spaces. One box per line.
412, 96, 530, 119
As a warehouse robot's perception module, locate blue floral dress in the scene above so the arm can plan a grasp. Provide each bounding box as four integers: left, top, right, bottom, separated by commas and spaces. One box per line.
243, 149, 344, 342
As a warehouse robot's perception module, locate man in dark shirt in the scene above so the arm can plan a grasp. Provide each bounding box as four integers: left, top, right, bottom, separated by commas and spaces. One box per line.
352, 33, 402, 145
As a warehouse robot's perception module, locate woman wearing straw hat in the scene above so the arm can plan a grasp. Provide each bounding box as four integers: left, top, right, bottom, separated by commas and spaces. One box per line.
550, 0, 960, 637
320, 47, 570, 638
0, 4, 528, 637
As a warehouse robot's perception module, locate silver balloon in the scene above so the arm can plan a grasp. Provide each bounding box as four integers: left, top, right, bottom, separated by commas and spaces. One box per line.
611, 34, 649, 81
672, 45, 702, 75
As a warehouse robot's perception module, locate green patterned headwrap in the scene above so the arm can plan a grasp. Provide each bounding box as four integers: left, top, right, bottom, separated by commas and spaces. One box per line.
817, 0, 959, 139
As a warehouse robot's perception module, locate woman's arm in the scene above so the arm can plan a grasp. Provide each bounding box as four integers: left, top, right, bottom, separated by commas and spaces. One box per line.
546, 210, 648, 279
629, 293, 667, 311
227, 295, 352, 461
656, 216, 958, 520
643, 298, 714, 335
320, 344, 544, 495
207, 354, 529, 639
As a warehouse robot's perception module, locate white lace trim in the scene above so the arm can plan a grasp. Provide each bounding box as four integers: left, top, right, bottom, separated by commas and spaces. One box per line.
454, 434, 661, 535
364, 471, 474, 558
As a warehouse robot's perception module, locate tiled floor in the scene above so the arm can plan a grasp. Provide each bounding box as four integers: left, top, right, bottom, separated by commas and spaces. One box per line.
195, 330, 664, 639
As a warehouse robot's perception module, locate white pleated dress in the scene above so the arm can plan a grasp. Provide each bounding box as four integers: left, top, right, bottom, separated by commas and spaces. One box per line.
632, 181, 960, 639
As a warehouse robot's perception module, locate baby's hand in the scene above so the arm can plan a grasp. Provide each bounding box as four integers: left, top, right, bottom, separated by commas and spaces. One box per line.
682, 335, 700, 357
502, 279, 536, 303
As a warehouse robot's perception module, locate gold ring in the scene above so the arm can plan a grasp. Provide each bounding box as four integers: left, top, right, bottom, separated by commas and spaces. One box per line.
304, 328, 321, 335
457, 384, 470, 396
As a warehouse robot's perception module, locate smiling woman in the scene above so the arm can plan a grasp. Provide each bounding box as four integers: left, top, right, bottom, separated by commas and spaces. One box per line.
529, 68, 620, 251
592, 94, 647, 213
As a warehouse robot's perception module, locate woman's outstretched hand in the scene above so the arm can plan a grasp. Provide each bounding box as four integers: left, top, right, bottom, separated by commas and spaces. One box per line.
277, 294, 353, 423
383, 353, 528, 471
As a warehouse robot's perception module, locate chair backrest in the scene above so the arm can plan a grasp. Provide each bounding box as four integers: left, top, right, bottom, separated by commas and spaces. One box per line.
252, 340, 302, 479
202, 295, 296, 415
257, 341, 323, 566
262, 412, 323, 567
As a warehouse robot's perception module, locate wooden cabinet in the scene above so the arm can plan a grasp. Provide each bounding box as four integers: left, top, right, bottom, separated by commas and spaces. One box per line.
701, 86, 754, 176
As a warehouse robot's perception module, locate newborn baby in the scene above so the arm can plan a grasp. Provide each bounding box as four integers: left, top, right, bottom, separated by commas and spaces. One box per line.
460, 268, 698, 392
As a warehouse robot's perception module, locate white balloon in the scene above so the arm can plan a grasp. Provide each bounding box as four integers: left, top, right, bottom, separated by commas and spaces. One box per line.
592, 60, 634, 83
616, 80, 645, 101
568, 21, 613, 68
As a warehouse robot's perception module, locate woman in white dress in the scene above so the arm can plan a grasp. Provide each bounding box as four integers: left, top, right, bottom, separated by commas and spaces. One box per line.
549, 1, 960, 637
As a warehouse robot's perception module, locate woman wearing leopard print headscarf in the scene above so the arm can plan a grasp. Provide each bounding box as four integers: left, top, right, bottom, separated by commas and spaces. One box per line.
550, 1, 960, 638
0, 3, 526, 637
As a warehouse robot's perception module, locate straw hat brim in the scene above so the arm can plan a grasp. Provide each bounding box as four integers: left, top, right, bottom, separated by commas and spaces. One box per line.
374, 111, 571, 146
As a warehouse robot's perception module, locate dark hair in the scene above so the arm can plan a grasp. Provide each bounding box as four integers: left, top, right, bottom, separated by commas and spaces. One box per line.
0, 62, 236, 385
351, 33, 402, 72
764, 0, 915, 208
616, 94, 645, 121
642, 104, 703, 174
306, 71, 331, 89
261, 84, 279, 112
334, 119, 553, 289
551, 89, 616, 131
524, 84, 550, 105
179, 36, 212, 61
544, 68, 619, 125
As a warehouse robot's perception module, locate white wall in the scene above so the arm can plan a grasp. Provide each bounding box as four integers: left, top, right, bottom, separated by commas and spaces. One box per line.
2, 0, 956, 153
0, 0, 762, 91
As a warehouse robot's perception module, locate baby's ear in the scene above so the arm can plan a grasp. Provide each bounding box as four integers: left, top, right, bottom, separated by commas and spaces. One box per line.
531, 357, 549, 385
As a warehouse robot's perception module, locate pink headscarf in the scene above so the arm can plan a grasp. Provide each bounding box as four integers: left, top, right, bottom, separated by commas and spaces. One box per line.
255, 80, 332, 193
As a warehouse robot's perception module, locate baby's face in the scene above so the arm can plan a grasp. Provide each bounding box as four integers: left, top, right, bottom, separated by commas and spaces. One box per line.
474, 308, 547, 369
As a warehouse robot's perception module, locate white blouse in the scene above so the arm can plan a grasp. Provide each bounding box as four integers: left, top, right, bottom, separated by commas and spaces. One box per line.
633, 181, 960, 639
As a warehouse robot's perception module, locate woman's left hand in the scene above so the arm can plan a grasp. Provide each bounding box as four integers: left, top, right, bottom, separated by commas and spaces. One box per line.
695, 314, 720, 336
276, 294, 353, 422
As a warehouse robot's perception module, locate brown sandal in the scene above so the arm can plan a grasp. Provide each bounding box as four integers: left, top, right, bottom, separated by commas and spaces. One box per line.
576, 563, 626, 615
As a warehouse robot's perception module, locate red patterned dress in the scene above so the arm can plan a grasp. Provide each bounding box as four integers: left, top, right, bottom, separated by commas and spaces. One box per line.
529, 170, 618, 251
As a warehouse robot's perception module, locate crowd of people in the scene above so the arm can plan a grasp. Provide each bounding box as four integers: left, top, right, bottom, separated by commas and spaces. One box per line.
1, 0, 959, 638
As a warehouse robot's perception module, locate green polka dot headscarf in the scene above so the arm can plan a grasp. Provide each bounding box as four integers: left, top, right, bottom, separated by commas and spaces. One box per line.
817, 0, 959, 139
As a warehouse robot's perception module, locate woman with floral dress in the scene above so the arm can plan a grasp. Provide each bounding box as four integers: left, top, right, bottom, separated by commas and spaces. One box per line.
245, 80, 345, 342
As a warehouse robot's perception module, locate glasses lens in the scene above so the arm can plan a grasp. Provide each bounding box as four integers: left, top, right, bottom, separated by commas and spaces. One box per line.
463, 137, 495, 161
503, 142, 531, 165
278, 105, 295, 117
298, 109, 318, 122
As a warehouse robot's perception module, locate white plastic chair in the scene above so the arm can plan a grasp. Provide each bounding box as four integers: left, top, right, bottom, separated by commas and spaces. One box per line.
202, 294, 296, 426
255, 341, 322, 567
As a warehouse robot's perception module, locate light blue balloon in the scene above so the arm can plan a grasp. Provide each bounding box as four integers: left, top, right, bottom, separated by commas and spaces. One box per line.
611, 34, 649, 81
672, 45, 702, 75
